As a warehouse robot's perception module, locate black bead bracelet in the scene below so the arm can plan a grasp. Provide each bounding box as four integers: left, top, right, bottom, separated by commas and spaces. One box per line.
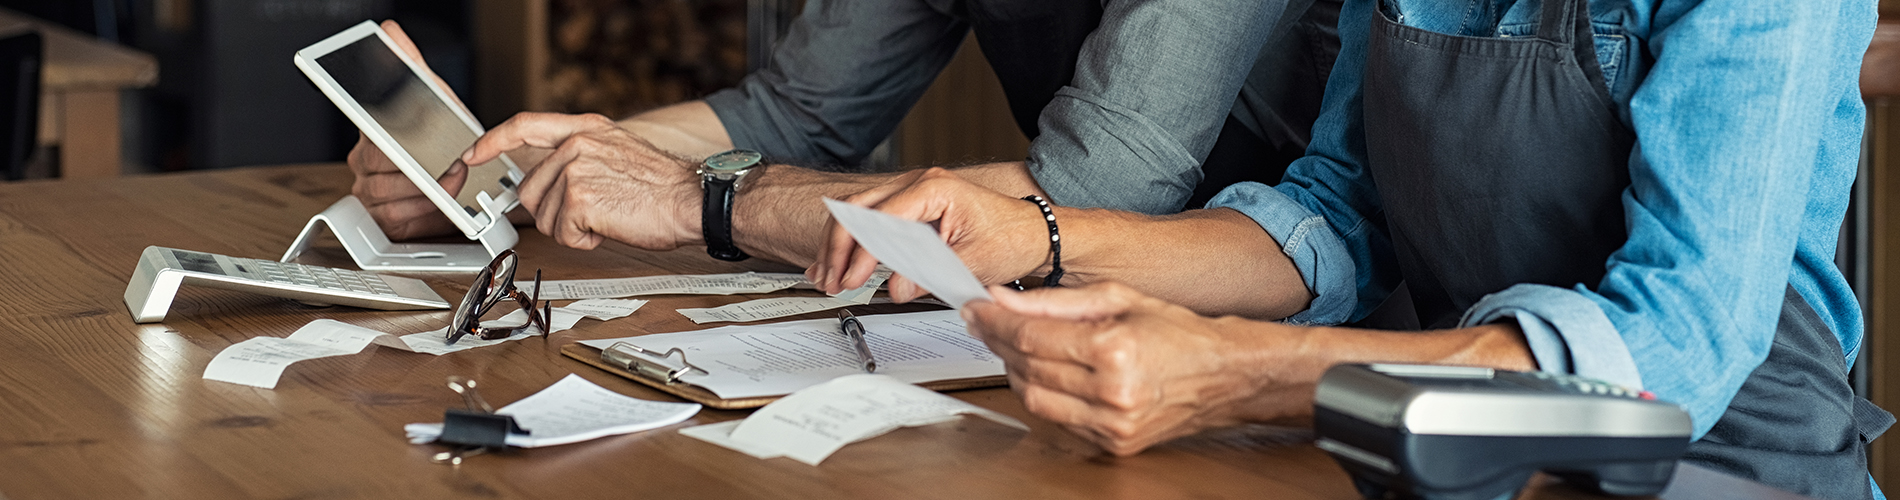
1022, 195, 1064, 287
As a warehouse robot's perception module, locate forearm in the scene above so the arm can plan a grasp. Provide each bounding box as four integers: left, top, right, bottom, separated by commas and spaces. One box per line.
1222, 320, 1536, 426
733, 161, 1043, 266
731, 166, 896, 265
1051, 207, 1310, 319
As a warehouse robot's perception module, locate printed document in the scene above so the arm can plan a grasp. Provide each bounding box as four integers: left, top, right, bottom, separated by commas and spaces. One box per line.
822, 199, 991, 308
406, 374, 700, 447
578, 310, 1003, 399
679, 374, 1024, 465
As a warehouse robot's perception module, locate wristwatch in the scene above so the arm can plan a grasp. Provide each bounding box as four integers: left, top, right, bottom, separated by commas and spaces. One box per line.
697, 149, 763, 261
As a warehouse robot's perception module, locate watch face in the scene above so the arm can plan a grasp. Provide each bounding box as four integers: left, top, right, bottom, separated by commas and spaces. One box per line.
703, 150, 763, 173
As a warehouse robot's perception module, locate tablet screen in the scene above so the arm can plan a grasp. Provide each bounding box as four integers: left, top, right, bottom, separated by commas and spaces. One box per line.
317, 37, 511, 219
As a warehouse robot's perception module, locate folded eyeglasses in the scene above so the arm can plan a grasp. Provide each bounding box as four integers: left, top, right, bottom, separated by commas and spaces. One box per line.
446, 249, 551, 345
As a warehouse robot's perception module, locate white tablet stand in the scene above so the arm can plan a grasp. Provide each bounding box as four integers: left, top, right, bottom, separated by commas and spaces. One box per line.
281, 195, 517, 272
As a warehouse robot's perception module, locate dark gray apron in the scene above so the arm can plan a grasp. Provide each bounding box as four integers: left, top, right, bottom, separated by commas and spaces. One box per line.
1360, 0, 1891, 497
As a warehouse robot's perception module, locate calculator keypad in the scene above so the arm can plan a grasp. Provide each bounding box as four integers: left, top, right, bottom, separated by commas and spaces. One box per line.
240, 258, 400, 296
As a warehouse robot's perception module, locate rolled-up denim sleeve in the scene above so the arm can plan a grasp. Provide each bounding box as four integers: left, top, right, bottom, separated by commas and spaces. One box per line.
1460, 285, 1642, 389
1210, 0, 1399, 324
1029, 0, 1300, 214
1459, 0, 1874, 440
1210, 184, 1359, 325
705, 0, 966, 168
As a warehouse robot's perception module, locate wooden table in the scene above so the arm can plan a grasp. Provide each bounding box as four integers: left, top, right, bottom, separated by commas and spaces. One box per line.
0, 164, 1810, 499
0, 7, 158, 179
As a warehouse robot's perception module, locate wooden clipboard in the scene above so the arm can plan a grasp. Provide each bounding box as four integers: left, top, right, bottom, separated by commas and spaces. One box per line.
561, 342, 1008, 410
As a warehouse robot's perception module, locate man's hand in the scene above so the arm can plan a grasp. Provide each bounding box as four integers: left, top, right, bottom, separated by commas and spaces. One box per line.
962, 282, 1321, 456
807, 168, 1050, 301
461, 112, 701, 251
344, 20, 473, 240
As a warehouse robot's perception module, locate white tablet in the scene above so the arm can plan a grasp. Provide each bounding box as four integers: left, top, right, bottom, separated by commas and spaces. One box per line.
294, 21, 524, 240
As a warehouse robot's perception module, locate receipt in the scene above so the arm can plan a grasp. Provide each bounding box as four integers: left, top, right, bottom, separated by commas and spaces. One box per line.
204, 320, 402, 389
822, 199, 991, 308
205, 307, 594, 389
560, 299, 648, 320
406, 374, 700, 448
516, 272, 808, 300
679, 374, 1025, 465
676, 272, 890, 324
678, 297, 864, 324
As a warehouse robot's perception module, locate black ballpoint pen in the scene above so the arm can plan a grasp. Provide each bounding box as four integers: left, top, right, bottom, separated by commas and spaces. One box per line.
839, 310, 878, 372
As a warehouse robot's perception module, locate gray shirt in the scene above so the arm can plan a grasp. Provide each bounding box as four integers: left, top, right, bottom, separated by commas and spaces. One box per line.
706, 0, 1328, 215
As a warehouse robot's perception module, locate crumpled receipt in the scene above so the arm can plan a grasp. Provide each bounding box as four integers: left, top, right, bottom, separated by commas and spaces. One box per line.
203, 299, 644, 389
678, 374, 1027, 465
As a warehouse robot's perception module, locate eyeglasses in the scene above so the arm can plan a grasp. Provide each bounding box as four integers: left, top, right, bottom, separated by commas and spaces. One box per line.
446, 249, 550, 345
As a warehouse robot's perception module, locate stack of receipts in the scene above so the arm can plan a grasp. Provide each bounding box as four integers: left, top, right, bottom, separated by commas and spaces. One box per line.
675, 270, 893, 324
406, 374, 701, 448
515, 269, 896, 325
204, 299, 646, 389
518, 272, 810, 300
680, 374, 1025, 465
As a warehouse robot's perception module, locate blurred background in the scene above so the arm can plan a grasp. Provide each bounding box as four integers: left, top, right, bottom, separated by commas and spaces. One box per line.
0, 0, 1026, 180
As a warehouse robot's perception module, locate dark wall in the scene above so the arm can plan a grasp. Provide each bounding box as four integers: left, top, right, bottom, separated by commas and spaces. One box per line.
0, 0, 474, 171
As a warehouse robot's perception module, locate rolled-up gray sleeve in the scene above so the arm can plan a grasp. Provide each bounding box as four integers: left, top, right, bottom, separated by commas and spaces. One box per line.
705, 0, 967, 168
1029, 0, 1296, 214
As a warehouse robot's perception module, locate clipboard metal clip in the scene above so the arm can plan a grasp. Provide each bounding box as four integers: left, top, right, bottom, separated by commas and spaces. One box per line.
603, 342, 709, 385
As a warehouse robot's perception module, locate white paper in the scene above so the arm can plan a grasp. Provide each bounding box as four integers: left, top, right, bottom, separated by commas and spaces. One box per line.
203, 335, 358, 389
676, 272, 892, 324
679, 374, 1025, 465
516, 272, 809, 300
828, 270, 891, 304
405, 374, 701, 447
579, 310, 1003, 399
206, 308, 597, 388
822, 199, 991, 308
561, 299, 648, 320
397, 307, 588, 355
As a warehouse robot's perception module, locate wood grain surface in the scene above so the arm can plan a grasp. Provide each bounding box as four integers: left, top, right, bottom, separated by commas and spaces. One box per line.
0, 164, 1799, 499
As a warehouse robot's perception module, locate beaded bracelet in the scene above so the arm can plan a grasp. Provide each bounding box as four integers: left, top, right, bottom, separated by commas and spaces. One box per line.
1022, 195, 1064, 287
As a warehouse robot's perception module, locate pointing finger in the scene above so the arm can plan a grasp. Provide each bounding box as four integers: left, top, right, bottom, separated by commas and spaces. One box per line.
463, 113, 617, 167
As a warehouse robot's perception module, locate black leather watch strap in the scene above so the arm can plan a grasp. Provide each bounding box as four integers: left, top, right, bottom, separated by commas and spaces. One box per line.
702, 177, 748, 261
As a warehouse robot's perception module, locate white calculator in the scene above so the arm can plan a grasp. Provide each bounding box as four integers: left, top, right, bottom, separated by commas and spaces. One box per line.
125, 246, 450, 323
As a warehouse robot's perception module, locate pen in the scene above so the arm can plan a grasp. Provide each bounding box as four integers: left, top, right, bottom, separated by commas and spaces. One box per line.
839, 309, 878, 373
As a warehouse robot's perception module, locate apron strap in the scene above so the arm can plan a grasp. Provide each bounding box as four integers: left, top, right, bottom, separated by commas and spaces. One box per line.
1535, 0, 1579, 45
1855, 396, 1895, 443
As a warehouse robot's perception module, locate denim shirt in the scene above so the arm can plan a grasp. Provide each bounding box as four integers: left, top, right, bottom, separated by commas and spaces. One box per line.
705, 0, 1313, 214
1211, 0, 1876, 446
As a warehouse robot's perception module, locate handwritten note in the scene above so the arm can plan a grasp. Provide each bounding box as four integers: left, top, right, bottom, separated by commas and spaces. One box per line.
406, 374, 701, 447
822, 199, 991, 308
679, 374, 1024, 465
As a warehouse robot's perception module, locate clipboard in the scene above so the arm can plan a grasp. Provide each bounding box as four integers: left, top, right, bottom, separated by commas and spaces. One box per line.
561, 342, 1008, 410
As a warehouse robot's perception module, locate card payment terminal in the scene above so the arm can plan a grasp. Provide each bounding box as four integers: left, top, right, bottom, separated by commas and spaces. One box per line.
1313, 364, 1692, 499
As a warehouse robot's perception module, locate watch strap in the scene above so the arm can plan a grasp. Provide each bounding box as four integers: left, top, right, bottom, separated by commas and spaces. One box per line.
702, 177, 748, 261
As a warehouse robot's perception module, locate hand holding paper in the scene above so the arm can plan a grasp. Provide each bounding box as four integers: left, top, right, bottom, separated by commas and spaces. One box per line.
819, 198, 992, 308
